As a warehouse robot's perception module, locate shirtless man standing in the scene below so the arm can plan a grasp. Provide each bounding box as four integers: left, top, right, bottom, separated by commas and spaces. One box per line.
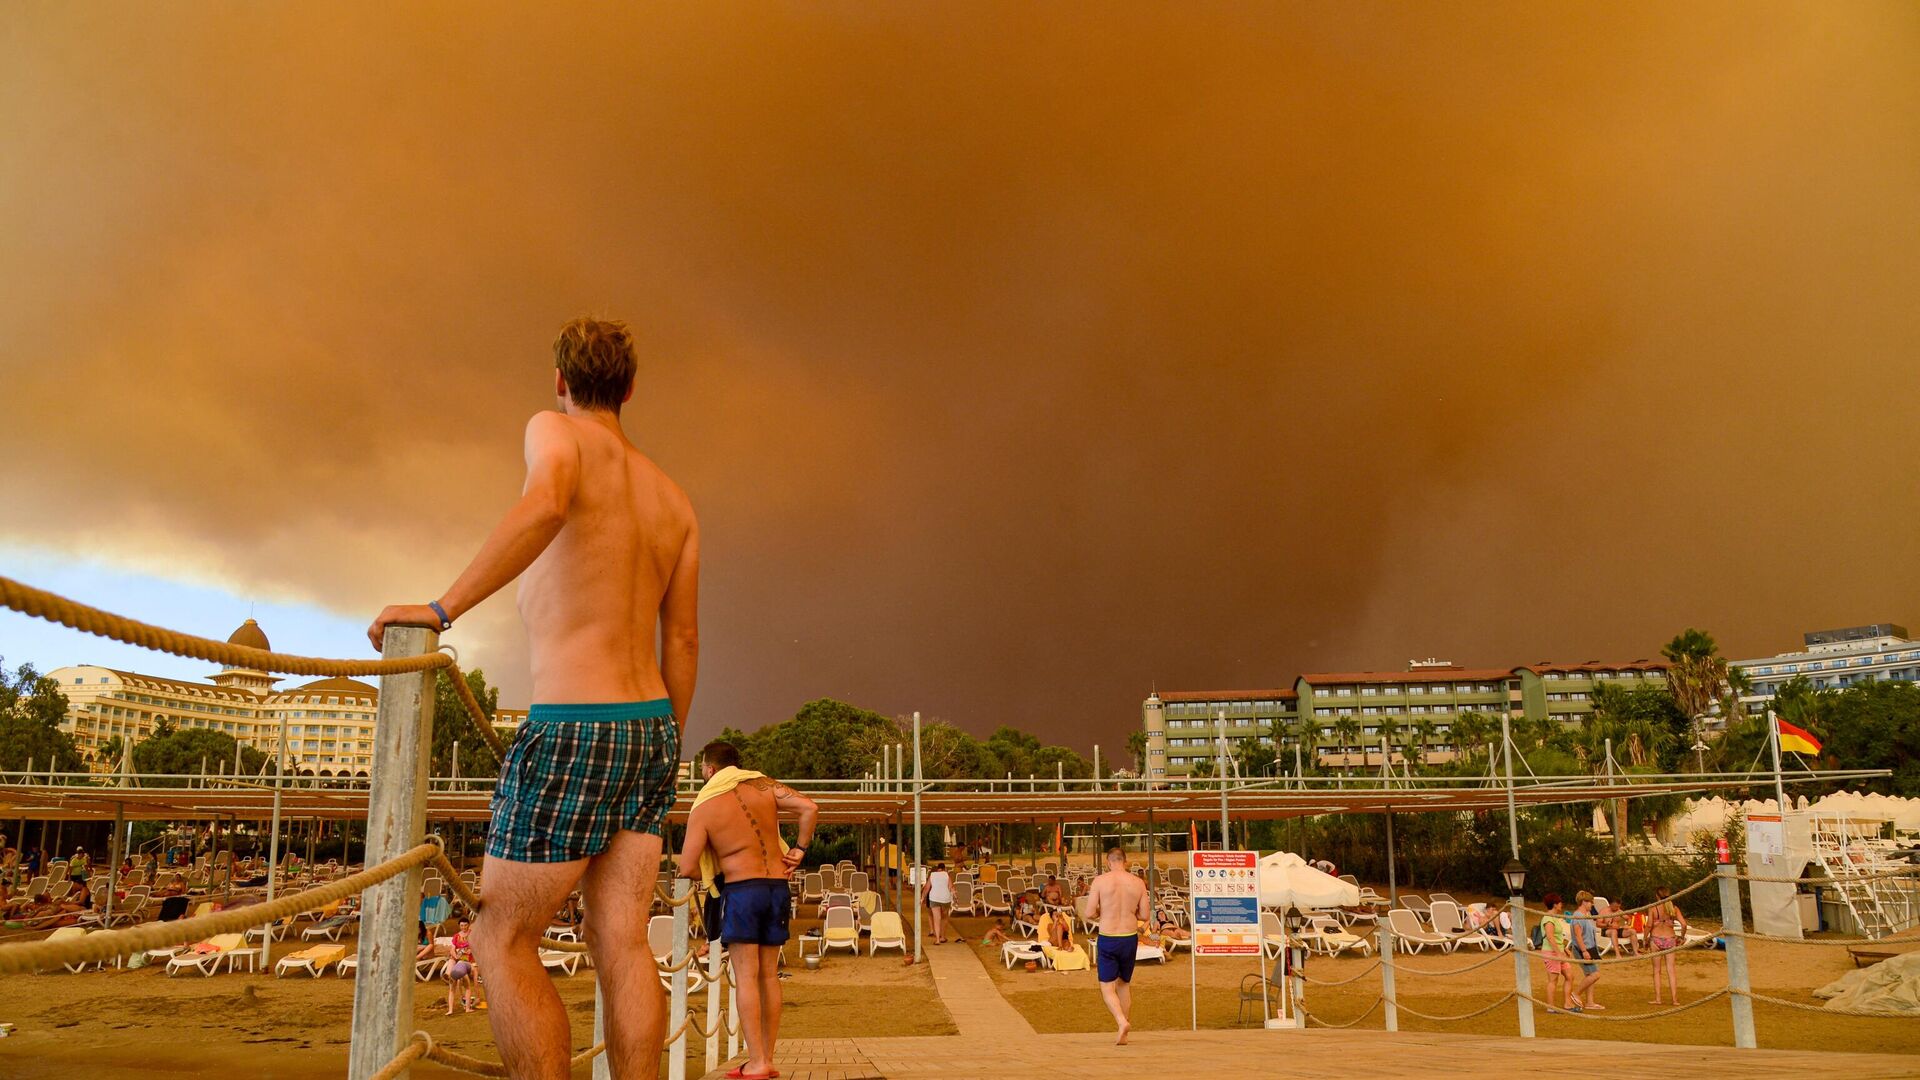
676, 741, 818, 1080
1083, 847, 1151, 1045
369, 317, 698, 1080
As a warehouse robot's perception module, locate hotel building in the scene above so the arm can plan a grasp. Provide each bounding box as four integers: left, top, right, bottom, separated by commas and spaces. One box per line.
1144, 658, 1669, 780
49, 618, 525, 776
1731, 623, 1918, 714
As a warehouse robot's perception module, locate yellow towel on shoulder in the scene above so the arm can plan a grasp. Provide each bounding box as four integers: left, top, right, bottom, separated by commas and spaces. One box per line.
691, 766, 789, 899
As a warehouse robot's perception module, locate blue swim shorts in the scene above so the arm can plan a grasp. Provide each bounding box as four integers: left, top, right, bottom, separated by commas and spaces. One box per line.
720, 878, 791, 946
1097, 933, 1139, 983
485, 699, 680, 863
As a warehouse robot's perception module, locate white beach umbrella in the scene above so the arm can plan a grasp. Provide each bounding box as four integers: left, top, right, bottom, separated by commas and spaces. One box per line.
1258, 852, 1359, 912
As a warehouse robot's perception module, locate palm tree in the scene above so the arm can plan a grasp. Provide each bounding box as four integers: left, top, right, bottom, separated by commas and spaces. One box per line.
1289, 717, 1322, 774
1332, 717, 1362, 773
1410, 719, 1438, 769
1451, 711, 1490, 765
1663, 628, 1729, 722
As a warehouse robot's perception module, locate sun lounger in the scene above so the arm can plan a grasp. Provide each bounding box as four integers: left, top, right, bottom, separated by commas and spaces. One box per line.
1428, 900, 1495, 951
1002, 940, 1045, 968
540, 948, 582, 976
302, 912, 359, 941
1303, 914, 1373, 957
980, 884, 1012, 918
166, 933, 247, 976
822, 907, 860, 955
1387, 908, 1454, 954
276, 943, 348, 977
869, 911, 907, 956
38, 926, 92, 973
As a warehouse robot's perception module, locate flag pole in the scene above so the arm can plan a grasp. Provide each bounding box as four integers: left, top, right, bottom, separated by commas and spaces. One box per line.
1766, 709, 1789, 816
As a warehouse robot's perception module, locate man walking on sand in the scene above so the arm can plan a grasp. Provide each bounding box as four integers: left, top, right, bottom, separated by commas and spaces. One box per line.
1084, 847, 1151, 1044
676, 741, 818, 1080
370, 317, 699, 1080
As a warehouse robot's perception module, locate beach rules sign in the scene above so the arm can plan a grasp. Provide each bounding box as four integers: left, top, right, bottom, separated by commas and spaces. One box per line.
1189, 850, 1260, 956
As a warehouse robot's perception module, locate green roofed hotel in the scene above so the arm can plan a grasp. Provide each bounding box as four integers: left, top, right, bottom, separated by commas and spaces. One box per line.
1144, 658, 1669, 780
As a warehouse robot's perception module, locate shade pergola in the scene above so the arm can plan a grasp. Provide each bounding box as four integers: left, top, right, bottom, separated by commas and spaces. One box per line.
2, 769, 1886, 827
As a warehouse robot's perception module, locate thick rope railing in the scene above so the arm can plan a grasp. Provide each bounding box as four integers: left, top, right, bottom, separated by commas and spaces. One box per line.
1514, 987, 1730, 1021
0, 576, 450, 677
1733, 988, 1920, 1019
1738, 866, 1920, 885
1392, 949, 1510, 976
1390, 990, 1517, 1022
0, 840, 441, 973
372, 1030, 606, 1079
1514, 872, 1718, 919
1301, 995, 1384, 1029
441, 658, 512, 762
1298, 958, 1382, 987
1718, 927, 1920, 947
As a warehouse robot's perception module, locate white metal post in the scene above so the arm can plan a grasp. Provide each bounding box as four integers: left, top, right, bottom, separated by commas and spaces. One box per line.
705, 926, 723, 1072
912, 711, 924, 963
1379, 922, 1397, 1031
1501, 712, 1534, 1038
1719, 862, 1757, 1048
669, 877, 691, 1080
347, 625, 437, 1080
259, 711, 288, 969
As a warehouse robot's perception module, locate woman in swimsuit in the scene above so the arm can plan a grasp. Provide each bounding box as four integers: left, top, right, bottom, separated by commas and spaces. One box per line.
1644, 886, 1689, 1005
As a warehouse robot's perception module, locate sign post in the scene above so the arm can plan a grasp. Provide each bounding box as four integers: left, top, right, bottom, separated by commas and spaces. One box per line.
1189, 850, 1262, 1030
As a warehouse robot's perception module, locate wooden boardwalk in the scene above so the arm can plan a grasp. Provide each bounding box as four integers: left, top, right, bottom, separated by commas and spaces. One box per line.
698, 941, 1917, 1079
698, 1028, 1920, 1080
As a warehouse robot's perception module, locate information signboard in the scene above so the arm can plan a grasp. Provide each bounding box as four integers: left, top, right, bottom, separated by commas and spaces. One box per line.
1189, 850, 1260, 956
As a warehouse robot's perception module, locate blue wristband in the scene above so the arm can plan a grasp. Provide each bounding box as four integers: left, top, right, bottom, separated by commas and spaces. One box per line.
427, 601, 452, 631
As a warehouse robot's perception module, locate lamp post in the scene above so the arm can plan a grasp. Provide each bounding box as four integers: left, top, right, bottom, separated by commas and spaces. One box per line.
1504, 858, 1534, 1038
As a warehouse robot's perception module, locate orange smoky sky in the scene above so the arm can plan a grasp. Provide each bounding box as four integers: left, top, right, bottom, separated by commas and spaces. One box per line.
2, 5, 1917, 754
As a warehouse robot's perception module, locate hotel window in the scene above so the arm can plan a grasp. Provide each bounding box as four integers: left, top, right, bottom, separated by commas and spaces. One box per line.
1337, 707, 1354, 717
1360, 687, 1378, 696
1408, 686, 1424, 695
1363, 707, 1380, 716
1430, 704, 1450, 714
1410, 705, 1428, 714
1315, 708, 1332, 717
1545, 672, 1563, 680
1334, 687, 1353, 697
1386, 706, 1404, 715
1430, 685, 1448, 694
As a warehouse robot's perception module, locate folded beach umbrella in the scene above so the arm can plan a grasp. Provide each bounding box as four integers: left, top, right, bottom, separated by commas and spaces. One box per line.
1257, 852, 1359, 912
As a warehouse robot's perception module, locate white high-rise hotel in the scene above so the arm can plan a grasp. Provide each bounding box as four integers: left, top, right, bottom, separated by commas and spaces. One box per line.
1731, 622, 1919, 713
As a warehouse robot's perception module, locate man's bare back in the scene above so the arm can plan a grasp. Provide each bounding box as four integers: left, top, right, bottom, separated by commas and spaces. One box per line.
518, 411, 696, 707
1088, 866, 1149, 936
688, 778, 798, 883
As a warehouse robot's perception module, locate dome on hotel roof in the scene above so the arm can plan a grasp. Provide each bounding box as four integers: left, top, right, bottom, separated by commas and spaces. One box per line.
227, 618, 270, 652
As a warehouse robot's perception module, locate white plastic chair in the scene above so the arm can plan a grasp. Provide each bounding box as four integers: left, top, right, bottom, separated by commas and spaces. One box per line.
1387, 908, 1454, 954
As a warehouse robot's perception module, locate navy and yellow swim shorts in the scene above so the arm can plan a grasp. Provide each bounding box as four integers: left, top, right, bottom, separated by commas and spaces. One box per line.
485, 699, 680, 863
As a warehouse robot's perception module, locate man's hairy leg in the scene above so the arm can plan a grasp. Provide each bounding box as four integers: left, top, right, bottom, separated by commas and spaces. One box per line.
759, 943, 783, 1062
582, 830, 667, 1079
472, 854, 587, 1080
730, 944, 771, 1075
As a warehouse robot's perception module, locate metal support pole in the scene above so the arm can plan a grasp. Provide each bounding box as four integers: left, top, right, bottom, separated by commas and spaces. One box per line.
705, 922, 724, 1072
727, 957, 742, 1060
104, 802, 124, 929
1499, 713, 1521, 859
347, 624, 438, 1080
669, 877, 691, 1080
1719, 862, 1757, 1048
1379, 922, 1398, 1031
1511, 894, 1534, 1038
592, 979, 611, 1080
260, 712, 288, 969
1385, 808, 1397, 904
912, 711, 924, 963
1146, 806, 1157, 895
1216, 712, 1230, 848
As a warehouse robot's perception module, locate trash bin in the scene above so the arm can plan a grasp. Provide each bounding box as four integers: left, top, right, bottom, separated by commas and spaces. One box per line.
1797, 891, 1821, 933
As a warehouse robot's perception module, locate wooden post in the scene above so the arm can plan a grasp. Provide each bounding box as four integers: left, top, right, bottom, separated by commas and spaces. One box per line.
347, 625, 438, 1080
1719, 862, 1757, 1048
668, 877, 691, 1080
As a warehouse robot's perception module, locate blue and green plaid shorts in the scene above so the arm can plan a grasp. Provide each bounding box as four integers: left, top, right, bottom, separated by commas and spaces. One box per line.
485, 699, 681, 863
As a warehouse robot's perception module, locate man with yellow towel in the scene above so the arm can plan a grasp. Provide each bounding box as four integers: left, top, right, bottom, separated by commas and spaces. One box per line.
676, 742, 818, 1080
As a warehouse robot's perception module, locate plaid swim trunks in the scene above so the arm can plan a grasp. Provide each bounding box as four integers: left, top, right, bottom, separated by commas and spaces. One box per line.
486, 699, 681, 863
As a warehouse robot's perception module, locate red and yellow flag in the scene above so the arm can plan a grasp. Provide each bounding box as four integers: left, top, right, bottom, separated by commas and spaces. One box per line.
1777, 718, 1823, 756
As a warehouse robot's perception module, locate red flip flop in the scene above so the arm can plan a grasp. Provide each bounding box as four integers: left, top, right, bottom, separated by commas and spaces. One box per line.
725, 1068, 779, 1079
